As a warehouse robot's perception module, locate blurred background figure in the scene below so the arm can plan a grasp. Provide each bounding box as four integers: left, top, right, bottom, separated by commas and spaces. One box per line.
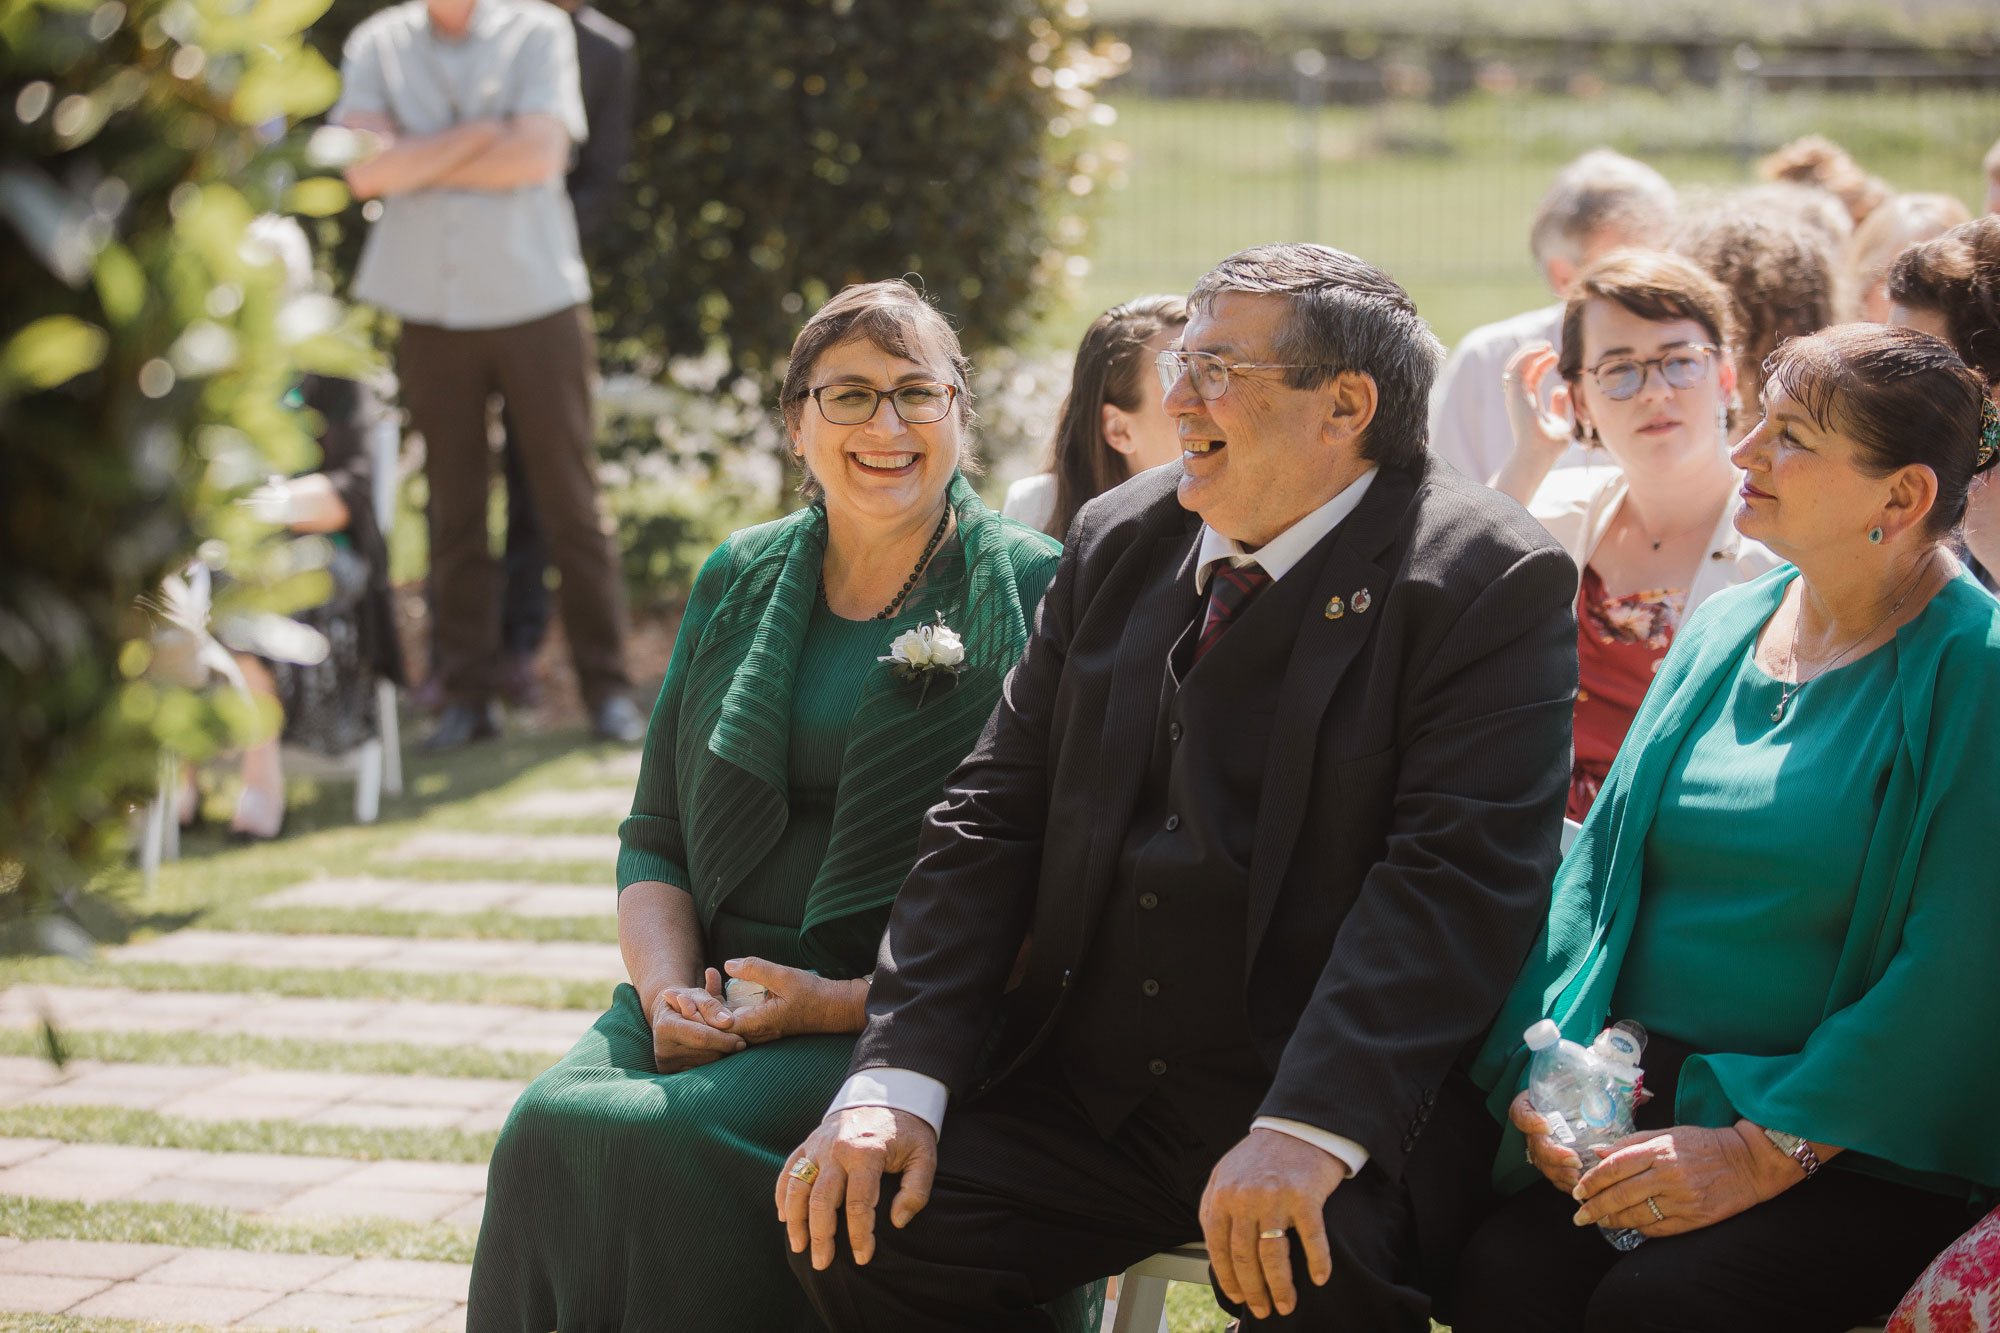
1986, 135, 2000, 215
1845, 193, 1971, 322
1888, 213, 2000, 589
335, 0, 642, 751
1428, 148, 1677, 483
1002, 294, 1189, 540
1758, 133, 1892, 230
1492, 251, 1779, 819
1673, 207, 1840, 432
482, 0, 637, 712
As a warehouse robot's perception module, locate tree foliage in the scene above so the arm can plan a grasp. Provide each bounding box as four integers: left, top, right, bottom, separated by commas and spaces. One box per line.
0, 0, 368, 923
308, 0, 1120, 371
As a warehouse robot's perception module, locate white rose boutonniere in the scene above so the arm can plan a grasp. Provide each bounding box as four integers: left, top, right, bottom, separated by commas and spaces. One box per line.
879, 613, 966, 706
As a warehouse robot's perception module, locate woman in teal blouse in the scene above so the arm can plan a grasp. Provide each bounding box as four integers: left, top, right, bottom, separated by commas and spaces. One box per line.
464, 281, 1087, 1331
1455, 323, 2000, 1333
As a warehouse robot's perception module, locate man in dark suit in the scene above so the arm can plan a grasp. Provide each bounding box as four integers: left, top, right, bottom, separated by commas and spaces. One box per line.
490, 0, 636, 713
778, 245, 1578, 1330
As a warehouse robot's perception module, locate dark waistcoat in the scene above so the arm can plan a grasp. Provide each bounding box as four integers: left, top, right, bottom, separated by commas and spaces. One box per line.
1055, 531, 1339, 1153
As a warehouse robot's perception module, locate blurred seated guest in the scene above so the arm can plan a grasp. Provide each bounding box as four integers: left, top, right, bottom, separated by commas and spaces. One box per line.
1456, 323, 2000, 1333
1845, 193, 1970, 323
1888, 218, 2000, 586
465, 281, 1089, 1331
1429, 149, 1677, 483
1887, 1205, 2000, 1332
1493, 252, 1780, 819
1003, 294, 1188, 540
1675, 207, 1839, 433
218, 371, 405, 839
1758, 134, 1890, 230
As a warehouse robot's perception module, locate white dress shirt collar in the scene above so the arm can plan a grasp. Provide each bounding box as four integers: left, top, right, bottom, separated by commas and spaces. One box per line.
1193, 466, 1378, 593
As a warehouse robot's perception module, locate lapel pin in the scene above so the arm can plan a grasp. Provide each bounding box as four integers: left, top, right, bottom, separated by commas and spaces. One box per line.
1352, 588, 1372, 614
1324, 596, 1344, 620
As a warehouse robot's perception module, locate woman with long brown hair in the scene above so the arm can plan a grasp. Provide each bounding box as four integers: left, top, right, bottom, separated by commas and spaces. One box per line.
1004, 294, 1189, 540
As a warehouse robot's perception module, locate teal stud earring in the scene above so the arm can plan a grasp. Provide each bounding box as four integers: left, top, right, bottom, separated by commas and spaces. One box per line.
1868, 527, 1884, 544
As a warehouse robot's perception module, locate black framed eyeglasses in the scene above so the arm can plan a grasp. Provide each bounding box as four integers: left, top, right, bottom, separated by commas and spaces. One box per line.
808, 381, 958, 426
1586, 346, 1718, 401
1155, 349, 1328, 402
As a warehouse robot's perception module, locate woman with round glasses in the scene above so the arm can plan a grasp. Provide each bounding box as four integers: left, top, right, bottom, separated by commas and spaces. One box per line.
1003, 294, 1189, 540
467, 280, 1087, 1331
1457, 323, 2000, 1333
1492, 251, 1780, 818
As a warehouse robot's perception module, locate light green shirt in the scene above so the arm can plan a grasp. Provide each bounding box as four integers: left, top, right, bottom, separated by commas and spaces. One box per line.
333, 0, 591, 329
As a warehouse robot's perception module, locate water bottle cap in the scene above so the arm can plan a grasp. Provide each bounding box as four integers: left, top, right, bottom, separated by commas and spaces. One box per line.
1592, 1027, 1644, 1066
1524, 1019, 1562, 1052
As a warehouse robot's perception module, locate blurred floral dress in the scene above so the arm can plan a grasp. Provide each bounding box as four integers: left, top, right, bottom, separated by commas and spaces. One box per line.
1888, 1206, 2000, 1333
1568, 567, 1686, 820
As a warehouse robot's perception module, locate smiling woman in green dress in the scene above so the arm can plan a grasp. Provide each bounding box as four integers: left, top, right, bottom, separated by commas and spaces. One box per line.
465, 281, 1078, 1331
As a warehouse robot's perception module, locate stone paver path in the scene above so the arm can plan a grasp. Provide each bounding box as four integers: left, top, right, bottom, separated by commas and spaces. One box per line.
391, 831, 621, 865
0, 1057, 524, 1133
0, 1139, 486, 1224
0, 1238, 468, 1328
500, 788, 632, 821
108, 930, 624, 981
0, 985, 601, 1052
263, 876, 614, 918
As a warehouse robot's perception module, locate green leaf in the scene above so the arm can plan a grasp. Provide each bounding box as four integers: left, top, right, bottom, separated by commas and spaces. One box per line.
284, 176, 349, 218
92, 241, 147, 326
0, 315, 109, 394
232, 45, 341, 123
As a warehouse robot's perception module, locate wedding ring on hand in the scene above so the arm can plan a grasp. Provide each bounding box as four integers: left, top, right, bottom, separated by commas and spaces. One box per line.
1257, 1228, 1288, 1240
1645, 1196, 1664, 1222
788, 1156, 821, 1185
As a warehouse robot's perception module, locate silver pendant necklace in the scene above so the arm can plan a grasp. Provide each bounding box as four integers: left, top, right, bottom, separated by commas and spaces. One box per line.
1769, 552, 1934, 723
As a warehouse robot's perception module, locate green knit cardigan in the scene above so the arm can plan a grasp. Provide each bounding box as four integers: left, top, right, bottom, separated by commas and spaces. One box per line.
1472, 566, 2000, 1199
616, 474, 1061, 974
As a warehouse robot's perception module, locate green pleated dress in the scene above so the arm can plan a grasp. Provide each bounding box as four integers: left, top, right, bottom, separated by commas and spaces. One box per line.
467, 481, 1096, 1331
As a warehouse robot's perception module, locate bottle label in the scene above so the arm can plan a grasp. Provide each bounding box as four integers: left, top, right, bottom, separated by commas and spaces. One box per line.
1542, 1110, 1577, 1146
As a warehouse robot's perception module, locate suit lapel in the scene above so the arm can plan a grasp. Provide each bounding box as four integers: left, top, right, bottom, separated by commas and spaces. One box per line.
1242, 467, 1413, 967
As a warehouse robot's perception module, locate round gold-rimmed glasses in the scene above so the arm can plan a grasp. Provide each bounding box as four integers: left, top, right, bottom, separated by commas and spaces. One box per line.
808, 381, 958, 425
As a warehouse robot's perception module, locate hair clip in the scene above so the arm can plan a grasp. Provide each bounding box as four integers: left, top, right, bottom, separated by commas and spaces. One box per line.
1981, 398, 2000, 470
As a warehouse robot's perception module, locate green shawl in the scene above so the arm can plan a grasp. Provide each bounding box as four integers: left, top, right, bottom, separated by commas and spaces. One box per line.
1471, 566, 2000, 1197
615, 474, 1060, 974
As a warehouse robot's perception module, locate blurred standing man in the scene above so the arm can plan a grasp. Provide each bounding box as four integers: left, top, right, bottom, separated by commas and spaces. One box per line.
1428, 149, 1676, 483
334, 0, 643, 749
491, 0, 636, 708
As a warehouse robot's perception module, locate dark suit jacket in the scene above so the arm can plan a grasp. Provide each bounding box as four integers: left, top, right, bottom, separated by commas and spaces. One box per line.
566, 5, 635, 245
851, 456, 1579, 1179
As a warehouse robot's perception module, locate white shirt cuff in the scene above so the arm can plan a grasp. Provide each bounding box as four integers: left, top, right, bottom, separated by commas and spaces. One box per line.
826, 1069, 950, 1140
1252, 1117, 1371, 1176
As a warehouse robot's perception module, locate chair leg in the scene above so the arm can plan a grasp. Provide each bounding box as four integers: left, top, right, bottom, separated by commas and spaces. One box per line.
1107, 1272, 1170, 1333
354, 739, 383, 824
141, 752, 176, 891
377, 680, 402, 798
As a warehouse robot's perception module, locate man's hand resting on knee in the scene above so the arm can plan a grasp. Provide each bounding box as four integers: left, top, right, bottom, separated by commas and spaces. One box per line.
1200, 1127, 1351, 1321
777, 1106, 938, 1271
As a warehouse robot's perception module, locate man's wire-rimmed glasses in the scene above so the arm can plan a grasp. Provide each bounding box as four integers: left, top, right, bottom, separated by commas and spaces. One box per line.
1155, 349, 1328, 401
808, 381, 959, 425
1586, 346, 1718, 402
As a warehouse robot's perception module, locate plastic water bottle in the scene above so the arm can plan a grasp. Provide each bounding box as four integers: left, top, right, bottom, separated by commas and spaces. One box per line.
1523, 1019, 1650, 1252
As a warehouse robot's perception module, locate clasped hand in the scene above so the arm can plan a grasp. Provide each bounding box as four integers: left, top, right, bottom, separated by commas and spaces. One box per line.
646, 958, 864, 1074
1512, 1093, 1786, 1237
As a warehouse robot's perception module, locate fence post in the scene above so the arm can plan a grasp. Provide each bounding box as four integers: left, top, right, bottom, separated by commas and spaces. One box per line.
1731, 43, 1763, 177
1293, 47, 1327, 242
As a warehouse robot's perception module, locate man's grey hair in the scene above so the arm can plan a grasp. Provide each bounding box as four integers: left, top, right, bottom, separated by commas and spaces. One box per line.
1529, 148, 1678, 266
1189, 243, 1446, 471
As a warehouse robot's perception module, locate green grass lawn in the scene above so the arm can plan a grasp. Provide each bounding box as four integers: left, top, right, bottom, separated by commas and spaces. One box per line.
1034, 87, 2000, 352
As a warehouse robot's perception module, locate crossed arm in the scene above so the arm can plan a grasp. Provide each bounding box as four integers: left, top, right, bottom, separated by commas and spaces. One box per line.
339, 111, 571, 200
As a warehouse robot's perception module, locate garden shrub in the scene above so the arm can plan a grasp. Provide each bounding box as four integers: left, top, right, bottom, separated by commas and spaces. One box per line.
1, 0, 368, 923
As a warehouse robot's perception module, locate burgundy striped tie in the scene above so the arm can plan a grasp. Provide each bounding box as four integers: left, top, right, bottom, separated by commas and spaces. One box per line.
1195, 563, 1274, 662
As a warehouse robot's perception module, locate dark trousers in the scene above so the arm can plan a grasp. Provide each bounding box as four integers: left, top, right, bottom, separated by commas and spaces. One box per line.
398, 306, 629, 709
498, 415, 551, 660
789, 1058, 1498, 1332
1452, 1165, 1974, 1333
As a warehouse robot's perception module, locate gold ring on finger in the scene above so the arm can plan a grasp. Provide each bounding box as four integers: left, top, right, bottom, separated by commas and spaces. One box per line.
788, 1156, 820, 1184
1257, 1228, 1288, 1240
1646, 1196, 1664, 1222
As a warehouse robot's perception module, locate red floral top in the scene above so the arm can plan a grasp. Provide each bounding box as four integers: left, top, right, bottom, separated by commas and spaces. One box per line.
1568, 566, 1687, 821
1888, 1205, 2000, 1333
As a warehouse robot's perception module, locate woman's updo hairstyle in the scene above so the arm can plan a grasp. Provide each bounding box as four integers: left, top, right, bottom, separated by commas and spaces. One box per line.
1043, 294, 1190, 542
1761, 323, 1997, 539
1556, 249, 1741, 441
1884, 214, 2000, 388
780, 279, 976, 499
